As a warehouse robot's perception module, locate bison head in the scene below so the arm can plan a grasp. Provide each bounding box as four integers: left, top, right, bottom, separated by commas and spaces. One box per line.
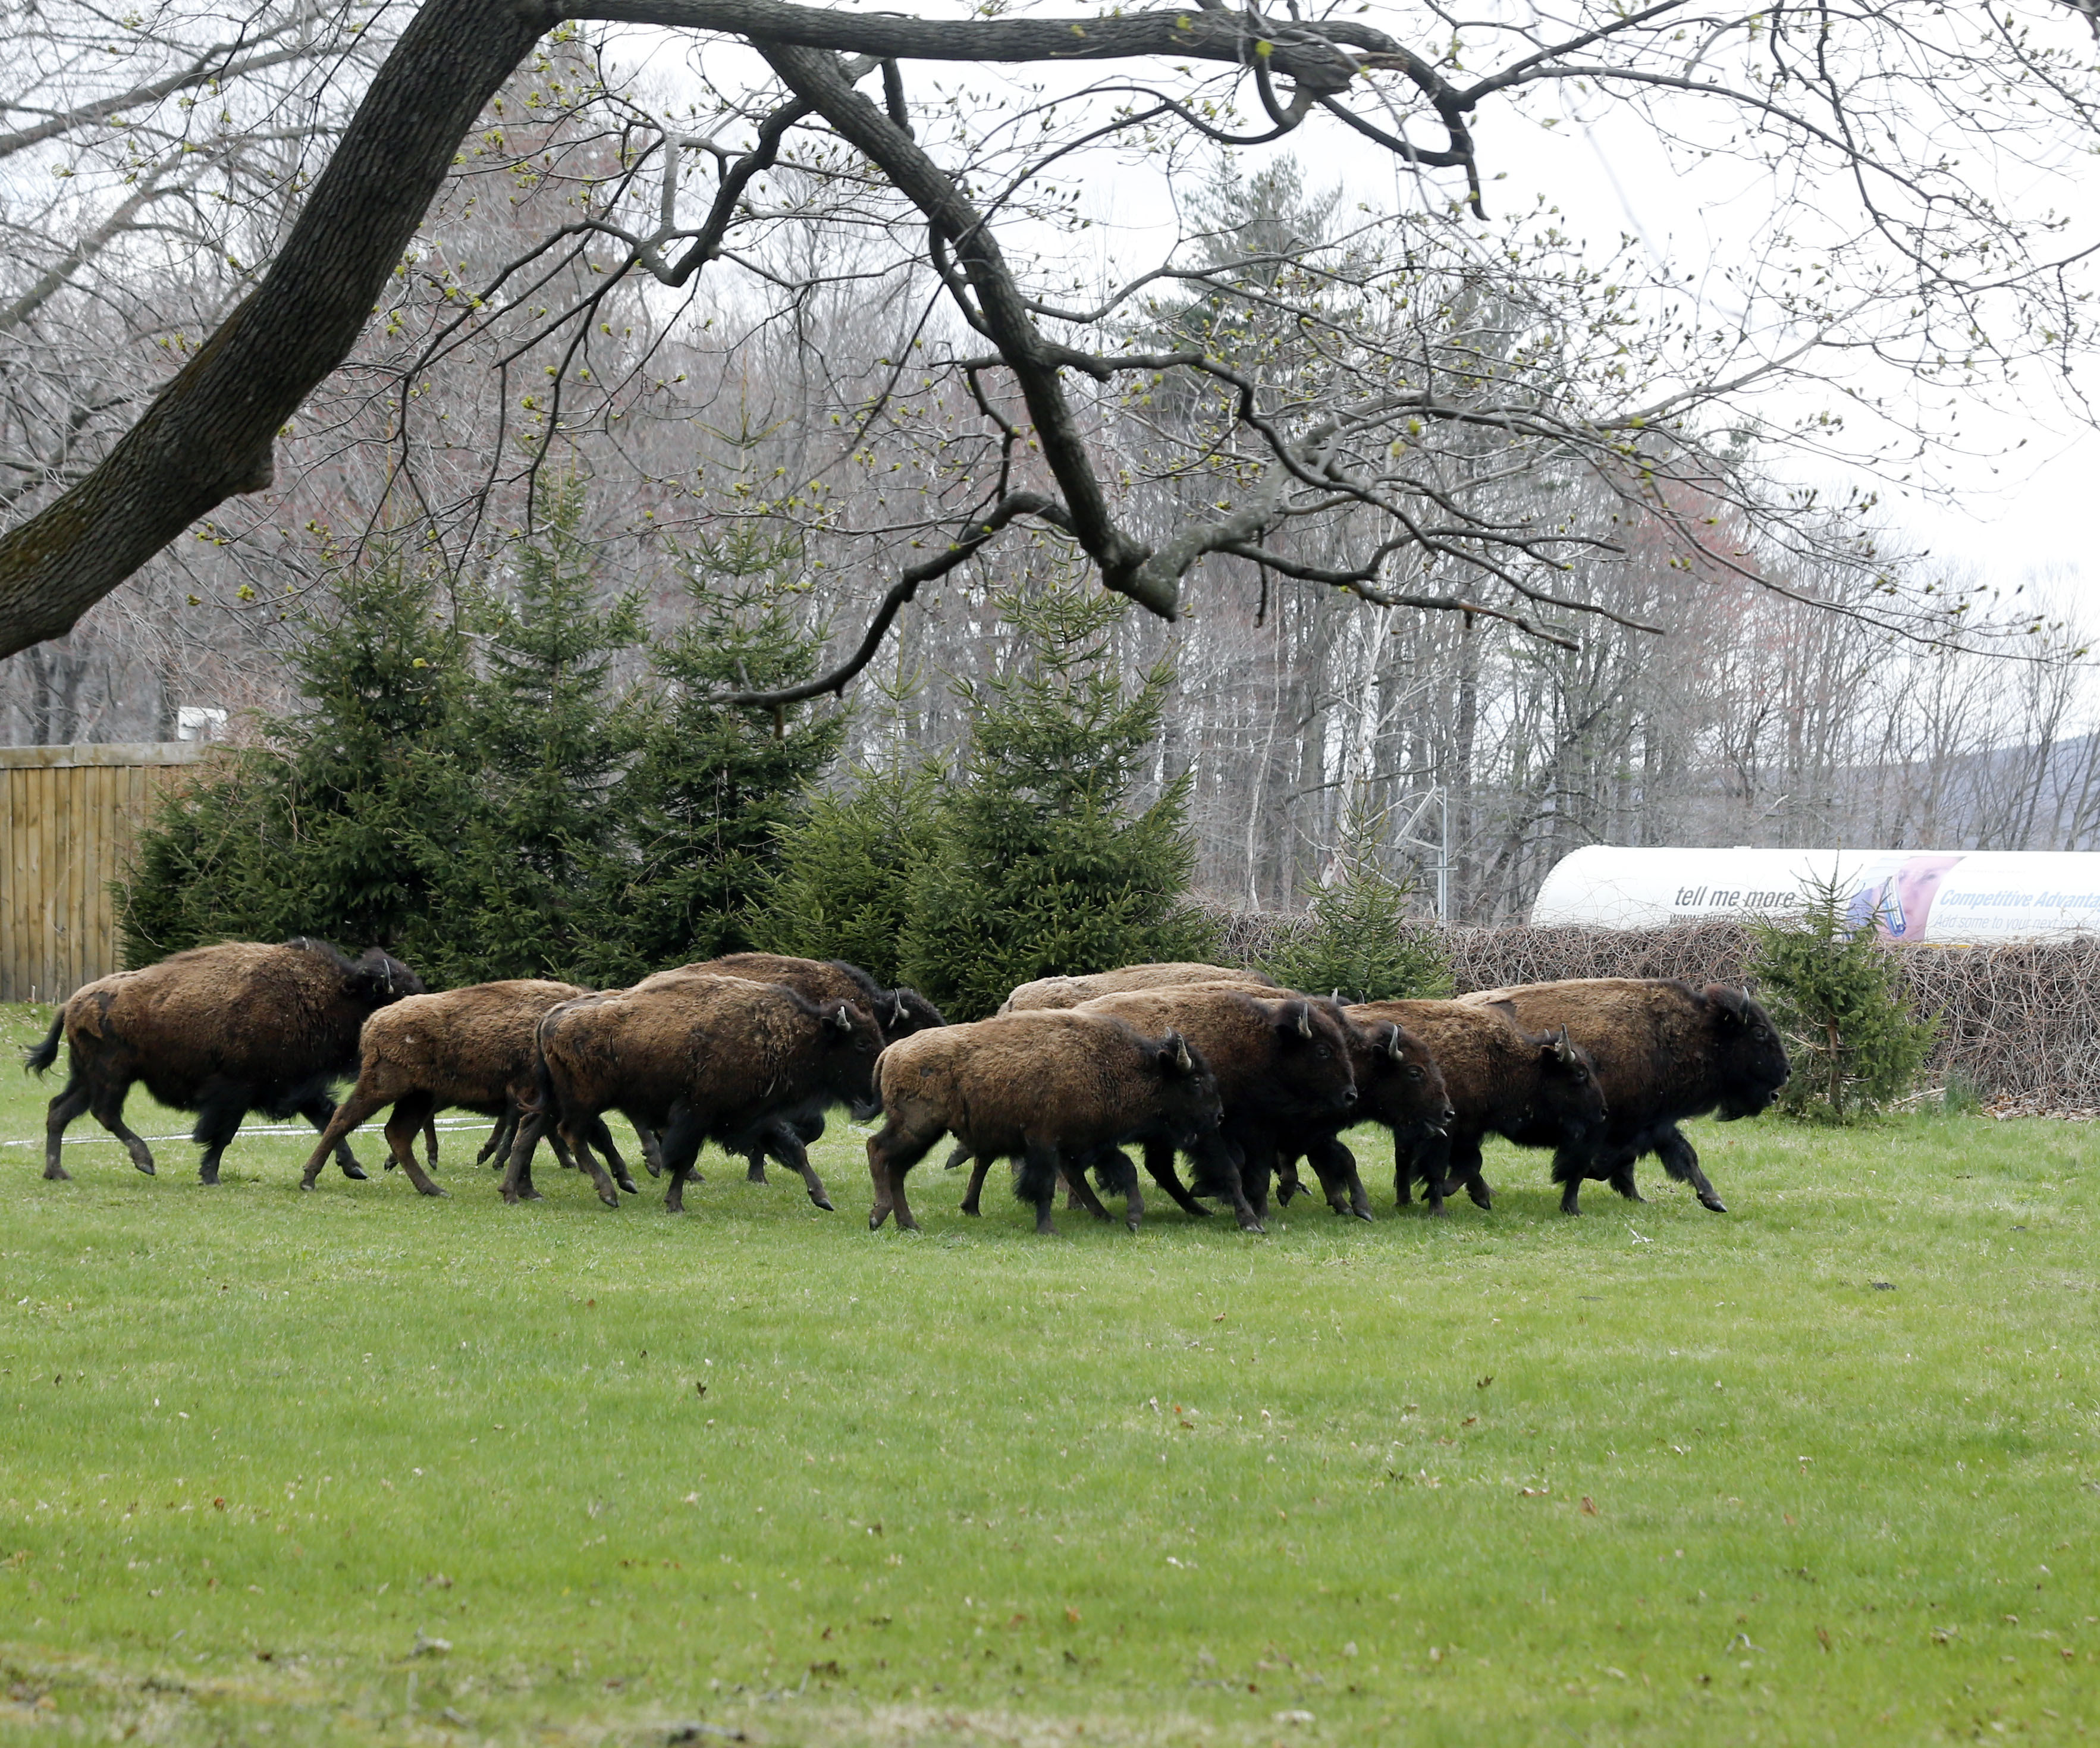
346, 947, 426, 1007
1345, 1015, 1452, 1140
1149, 1028, 1224, 1140
821, 1000, 887, 1119
884, 987, 947, 1040
1703, 986, 1790, 1118
1536, 1025, 1608, 1138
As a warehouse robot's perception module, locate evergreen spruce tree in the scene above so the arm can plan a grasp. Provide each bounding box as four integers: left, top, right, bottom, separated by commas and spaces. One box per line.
1748, 868, 1939, 1122
756, 755, 946, 991
1264, 798, 1452, 1000
594, 520, 845, 980
899, 581, 1215, 1020
117, 542, 467, 966
443, 480, 642, 982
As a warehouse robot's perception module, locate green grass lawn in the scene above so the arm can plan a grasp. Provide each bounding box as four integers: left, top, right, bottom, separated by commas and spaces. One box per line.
2, 999, 2096, 1747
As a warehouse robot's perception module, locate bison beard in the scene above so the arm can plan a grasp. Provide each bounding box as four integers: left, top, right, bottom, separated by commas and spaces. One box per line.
26, 939, 424, 1185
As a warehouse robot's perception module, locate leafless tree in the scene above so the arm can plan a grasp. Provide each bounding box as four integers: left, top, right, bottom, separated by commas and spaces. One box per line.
1, 0, 2097, 674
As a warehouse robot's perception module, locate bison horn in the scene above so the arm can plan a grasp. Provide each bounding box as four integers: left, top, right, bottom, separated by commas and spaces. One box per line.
1295, 1004, 1314, 1038
889, 996, 906, 1025
1165, 1031, 1194, 1073
829, 1004, 853, 1033
1382, 1024, 1404, 1061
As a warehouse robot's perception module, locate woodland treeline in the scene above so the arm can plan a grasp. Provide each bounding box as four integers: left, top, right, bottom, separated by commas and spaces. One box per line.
5, 17, 2097, 922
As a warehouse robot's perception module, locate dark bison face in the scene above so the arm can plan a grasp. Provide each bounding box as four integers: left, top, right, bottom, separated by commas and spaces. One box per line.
1706, 986, 1790, 1118
884, 988, 947, 1040
1351, 1018, 1452, 1140
1150, 1030, 1224, 1141
347, 948, 426, 1006
1272, 1000, 1358, 1113
1538, 1027, 1609, 1138
824, 1001, 888, 1119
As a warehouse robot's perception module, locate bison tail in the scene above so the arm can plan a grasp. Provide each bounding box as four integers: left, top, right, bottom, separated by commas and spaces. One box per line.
22, 1010, 65, 1077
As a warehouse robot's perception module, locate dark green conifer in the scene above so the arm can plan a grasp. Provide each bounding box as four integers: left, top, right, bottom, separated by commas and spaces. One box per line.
899, 582, 1214, 1019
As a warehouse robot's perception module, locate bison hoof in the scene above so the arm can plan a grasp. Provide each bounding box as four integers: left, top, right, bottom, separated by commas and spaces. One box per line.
1467, 1184, 1493, 1209
43, 1166, 70, 1182
810, 1192, 836, 1212
419, 1184, 449, 1199
341, 1161, 370, 1182
1700, 1194, 1728, 1213
134, 1160, 155, 1177
1350, 1207, 1373, 1223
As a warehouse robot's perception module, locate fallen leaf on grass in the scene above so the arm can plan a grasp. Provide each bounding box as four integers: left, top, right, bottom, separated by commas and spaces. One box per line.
1581, 1497, 1599, 1517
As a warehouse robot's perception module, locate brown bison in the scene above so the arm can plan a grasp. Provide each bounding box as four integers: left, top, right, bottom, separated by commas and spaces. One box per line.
513, 973, 883, 1213
1069, 987, 1357, 1231
864, 1010, 1222, 1234
1458, 978, 1789, 1214
293, 980, 634, 1197
667, 954, 945, 1185
24, 939, 424, 1184
1345, 999, 1608, 1215
999, 963, 1272, 1014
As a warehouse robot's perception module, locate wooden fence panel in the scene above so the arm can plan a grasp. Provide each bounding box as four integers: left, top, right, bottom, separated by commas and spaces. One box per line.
0, 743, 202, 1004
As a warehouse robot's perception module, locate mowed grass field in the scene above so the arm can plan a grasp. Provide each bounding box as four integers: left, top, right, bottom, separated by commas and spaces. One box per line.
1, 1001, 2096, 1747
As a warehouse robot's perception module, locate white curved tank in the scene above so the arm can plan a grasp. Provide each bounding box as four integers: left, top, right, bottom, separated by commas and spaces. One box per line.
1530, 846, 2100, 943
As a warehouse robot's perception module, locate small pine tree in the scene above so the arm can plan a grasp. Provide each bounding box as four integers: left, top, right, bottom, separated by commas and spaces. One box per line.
756, 756, 946, 991
117, 541, 467, 965
1749, 867, 1939, 1122
899, 580, 1216, 1020
1264, 802, 1452, 1001
442, 480, 642, 982
594, 520, 846, 980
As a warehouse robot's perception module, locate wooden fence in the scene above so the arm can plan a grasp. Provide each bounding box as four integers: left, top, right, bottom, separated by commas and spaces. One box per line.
1, 743, 202, 1004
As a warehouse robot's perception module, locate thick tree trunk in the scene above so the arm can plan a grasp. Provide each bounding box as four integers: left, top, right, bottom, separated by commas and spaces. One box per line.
0, 0, 552, 660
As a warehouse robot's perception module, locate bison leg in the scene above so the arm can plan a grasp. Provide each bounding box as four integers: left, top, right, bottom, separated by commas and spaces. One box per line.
1452, 1137, 1493, 1210
1188, 1135, 1264, 1232
1085, 1146, 1144, 1232
1018, 1140, 1063, 1236
300, 1091, 387, 1190
500, 1110, 549, 1203
1273, 1152, 1305, 1206
477, 1103, 518, 1169
42, 1082, 93, 1181
193, 1091, 251, 1186
93, 1094, 156, 1178
628, 1119, 666, 1180
1305, 1135, 1373, 1221
423, 1115, 440, 1169
762, 1124, 834, 1212
1552, 1146, 1592, 1215
587, 1118, 640, 1196
1655, 1126, 1727, 1212
386, 1094, 447, 1197
866, 1119, 938, 1232
293, 1093, 369, 1181
1140, 1138, 1211, 1220
1058, 1156, 1118, 1225
561, 1113, 623, 1208
656, 1110, 708, 1214
960, 1150, 996, 1217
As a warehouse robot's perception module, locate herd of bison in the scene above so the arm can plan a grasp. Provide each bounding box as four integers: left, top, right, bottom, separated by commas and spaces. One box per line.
21, 939, 1794, 1233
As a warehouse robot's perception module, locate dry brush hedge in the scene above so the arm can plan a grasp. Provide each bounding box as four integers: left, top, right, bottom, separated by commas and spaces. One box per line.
1209, 911, 2100, 1109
